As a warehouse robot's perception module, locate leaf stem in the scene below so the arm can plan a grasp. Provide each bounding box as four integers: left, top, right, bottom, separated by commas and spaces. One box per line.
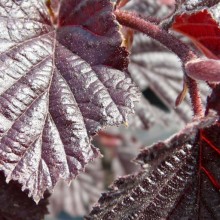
115, 9, 204, 117
185, 76, 204, 117
115, 10, 197, 63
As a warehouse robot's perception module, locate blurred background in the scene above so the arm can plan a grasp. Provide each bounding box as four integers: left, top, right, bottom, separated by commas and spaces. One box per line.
45, 0, 210, 219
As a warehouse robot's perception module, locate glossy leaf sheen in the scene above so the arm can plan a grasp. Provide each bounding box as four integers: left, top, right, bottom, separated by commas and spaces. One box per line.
0, 0, 139, 202
88, 113, 220, 219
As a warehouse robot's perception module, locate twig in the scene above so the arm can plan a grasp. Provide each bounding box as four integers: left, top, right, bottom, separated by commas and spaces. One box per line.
115, 9, 204, 116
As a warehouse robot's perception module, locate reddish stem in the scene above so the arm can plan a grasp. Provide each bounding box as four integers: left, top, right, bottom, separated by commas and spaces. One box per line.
115, 9, 204, 117
185, 76, 204, 117
114, 10, 197, 63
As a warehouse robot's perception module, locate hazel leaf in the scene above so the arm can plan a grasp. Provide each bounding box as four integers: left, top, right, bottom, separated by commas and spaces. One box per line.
0, 0, 139, 203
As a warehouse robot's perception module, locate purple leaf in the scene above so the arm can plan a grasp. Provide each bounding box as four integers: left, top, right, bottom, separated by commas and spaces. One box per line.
87, 113, 220, 220
0, 0, 139, 203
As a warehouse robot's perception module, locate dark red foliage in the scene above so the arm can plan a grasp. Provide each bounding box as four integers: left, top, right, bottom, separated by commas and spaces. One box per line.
172, 6, 220, 59
0, 0, 139, 203
0, 0, 220, 220
88, 62, 220, 219
56, 0, 129, 69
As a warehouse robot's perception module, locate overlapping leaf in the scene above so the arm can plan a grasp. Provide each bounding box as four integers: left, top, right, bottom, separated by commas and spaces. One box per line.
128, 98, 165, 130
0, 0, 139, 203
92, 99, 184, 196
87, 110, 220, 219
172, 3, 220, 59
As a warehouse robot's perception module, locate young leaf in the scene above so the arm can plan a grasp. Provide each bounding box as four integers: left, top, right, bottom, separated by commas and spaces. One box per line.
0, 0, 139, 203
172, 4, 220, 59
185, 58, 220, 82
87, 113, 220, 219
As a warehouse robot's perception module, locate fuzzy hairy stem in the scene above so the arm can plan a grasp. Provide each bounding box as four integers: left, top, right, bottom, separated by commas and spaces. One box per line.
115, 10, 197, 63
185, 76, 204, 117
115, 9, 204, 116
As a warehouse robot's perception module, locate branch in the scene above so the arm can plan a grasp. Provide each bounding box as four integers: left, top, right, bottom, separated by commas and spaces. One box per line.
115, 9, 204, 117
115, 9, 197, 63
185, 76, 204, 117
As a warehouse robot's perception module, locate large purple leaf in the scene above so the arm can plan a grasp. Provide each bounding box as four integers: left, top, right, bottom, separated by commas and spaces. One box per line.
87, 112, 220, 219
0, 0, 139, 202
88, 83, 220, 219
48, 159, 104, 217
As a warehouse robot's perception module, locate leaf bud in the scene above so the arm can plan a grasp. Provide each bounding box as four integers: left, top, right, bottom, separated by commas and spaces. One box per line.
185, 58, 220, 82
